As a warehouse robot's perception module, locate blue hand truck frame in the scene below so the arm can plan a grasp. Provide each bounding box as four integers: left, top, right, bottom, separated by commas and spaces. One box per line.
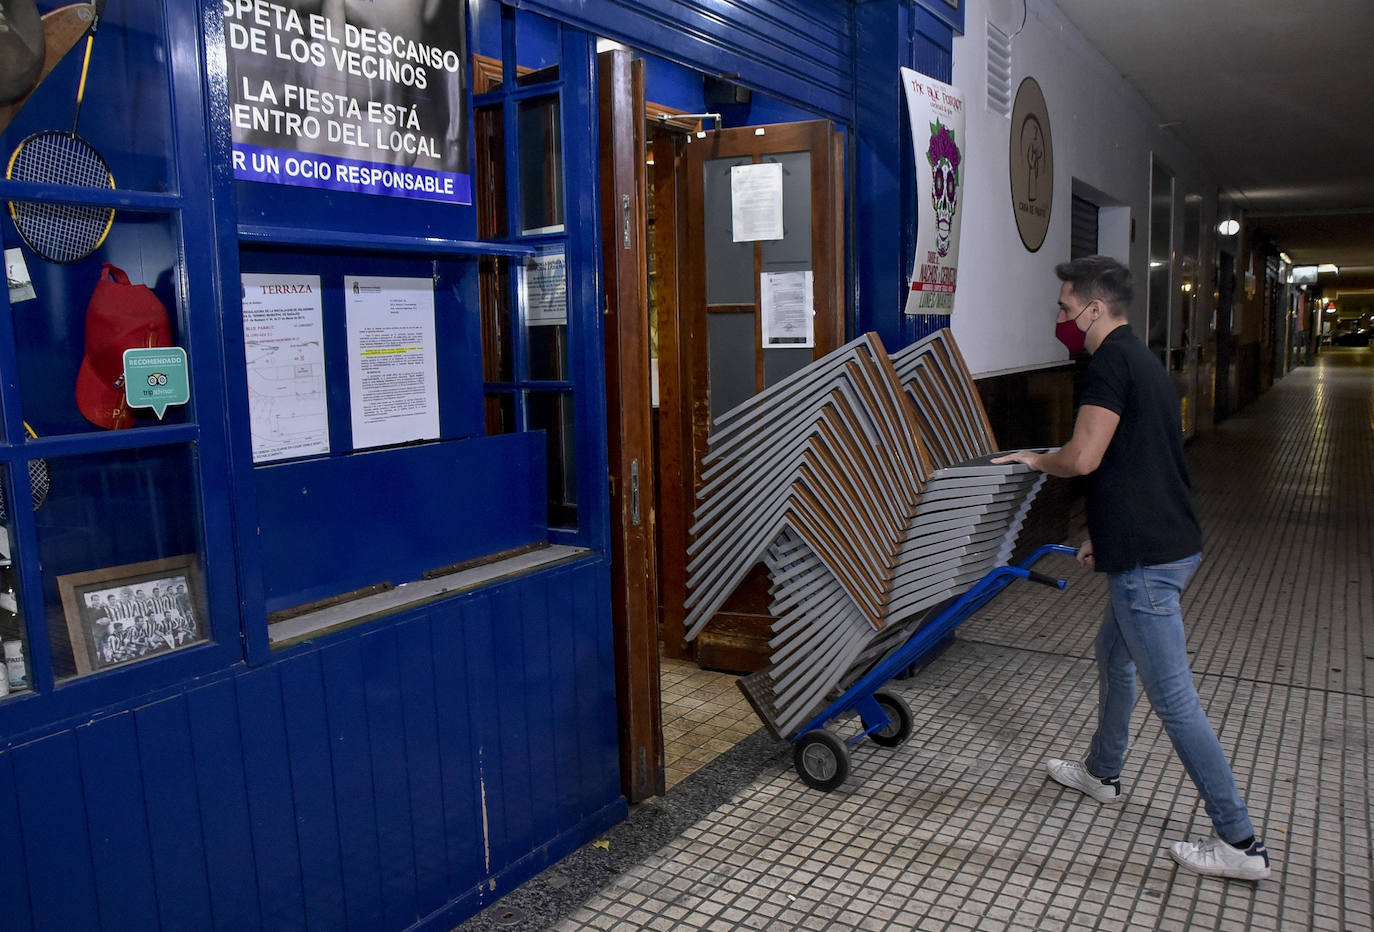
790, 543, 1077, 790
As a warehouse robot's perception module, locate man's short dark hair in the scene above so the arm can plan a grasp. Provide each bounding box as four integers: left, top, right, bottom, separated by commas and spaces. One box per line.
1055, 255, 1132, 316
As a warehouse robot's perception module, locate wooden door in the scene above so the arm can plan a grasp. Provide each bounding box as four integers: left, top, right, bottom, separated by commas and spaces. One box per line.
598, 49, 663, 802
656, 120, 845, 672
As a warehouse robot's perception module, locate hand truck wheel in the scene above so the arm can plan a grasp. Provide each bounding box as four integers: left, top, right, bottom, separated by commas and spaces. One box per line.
793, 729, 849, 791
867, 690, 914, 748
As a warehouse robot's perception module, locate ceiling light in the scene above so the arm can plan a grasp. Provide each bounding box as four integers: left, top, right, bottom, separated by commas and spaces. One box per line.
1317, 263, 1339, 274
1217, 219, 1240, 236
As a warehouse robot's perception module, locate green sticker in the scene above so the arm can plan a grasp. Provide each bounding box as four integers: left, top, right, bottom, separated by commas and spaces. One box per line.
123, 347, 189, 420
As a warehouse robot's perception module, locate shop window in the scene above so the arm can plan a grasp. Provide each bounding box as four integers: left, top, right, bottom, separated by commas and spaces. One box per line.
482, 255, 515, 381
0, 0, 232, 706
35, 445, 208, 681
518, 96, 565, 234
516, 10, 562, 86
1, 476, 35, 697
527, 391, 577, 528
475, 5, 580, 531
1148, 158, 1175, 361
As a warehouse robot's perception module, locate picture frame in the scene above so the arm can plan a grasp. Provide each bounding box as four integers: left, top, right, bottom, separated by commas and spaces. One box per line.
58, 555, 207, 675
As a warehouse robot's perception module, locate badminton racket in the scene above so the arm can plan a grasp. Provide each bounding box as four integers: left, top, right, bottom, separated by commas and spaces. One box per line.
0, 423, 50, 522
5, 3, 114, 264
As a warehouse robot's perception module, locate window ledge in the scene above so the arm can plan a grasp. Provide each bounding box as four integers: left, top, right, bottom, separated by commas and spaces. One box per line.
268, 544, 593, 648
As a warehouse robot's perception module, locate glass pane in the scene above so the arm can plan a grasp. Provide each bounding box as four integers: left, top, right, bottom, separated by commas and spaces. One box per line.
516, 9, 561, 85
527, 391, 577, 528
485, 393, 515, 435
480, 256, 513, 382
703, 157, 755, 305
518, 96, 565, 234
0, 0, 176, 194
522, 247, 568, 380
475, 106, 508, 239
471, 0, 504, 88
36, 445, 207, 681
0, 479, 33, 697
707, 311, 757, 425
1148, 159, 1173, 360
760, 152, 812, 272
1180, 195, 1202, 350
764, 347, 812, 388
9, 214, 190, 436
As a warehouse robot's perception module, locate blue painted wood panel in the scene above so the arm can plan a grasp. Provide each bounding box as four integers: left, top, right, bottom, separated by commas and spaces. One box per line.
278, 654, 350, 931
396, 617, 452, 918
134, 697, 217, 930
236, 667, 310, 930
254, 430, 546, 612
523, 0, 854, 121
76, 713, 161, 930
185, 680, 264, 930
0, 757, 32, 932
0, 559, 619, 931
13, 732, 99, 929
320, 640, 388, 925
362, 625, 423, 929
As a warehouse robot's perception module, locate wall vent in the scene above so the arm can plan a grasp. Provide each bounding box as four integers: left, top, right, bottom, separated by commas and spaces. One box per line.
986, 23, 1013, 117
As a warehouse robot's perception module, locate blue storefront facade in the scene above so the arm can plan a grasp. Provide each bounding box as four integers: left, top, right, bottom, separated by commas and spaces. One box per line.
0, 1, 961, 928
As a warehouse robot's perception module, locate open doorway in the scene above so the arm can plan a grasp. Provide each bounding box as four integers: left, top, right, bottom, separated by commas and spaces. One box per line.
596, 42, 847, 798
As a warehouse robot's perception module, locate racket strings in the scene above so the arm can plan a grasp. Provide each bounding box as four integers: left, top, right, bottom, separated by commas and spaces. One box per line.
10, 132, 113, 189
7, 132, 115, 264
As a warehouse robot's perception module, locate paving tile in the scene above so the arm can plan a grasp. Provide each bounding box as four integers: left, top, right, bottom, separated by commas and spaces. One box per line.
458, 353, 1374, 932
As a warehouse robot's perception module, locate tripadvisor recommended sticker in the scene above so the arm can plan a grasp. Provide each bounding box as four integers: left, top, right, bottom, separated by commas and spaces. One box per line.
123, 347, 189, 419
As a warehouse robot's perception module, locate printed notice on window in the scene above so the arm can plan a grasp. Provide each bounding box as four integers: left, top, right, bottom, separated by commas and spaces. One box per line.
761, 270, 814, 347
242, 272, 330, 463
344, 275, 440, 449
731, 161, 784, 242
522, 247, 567, 326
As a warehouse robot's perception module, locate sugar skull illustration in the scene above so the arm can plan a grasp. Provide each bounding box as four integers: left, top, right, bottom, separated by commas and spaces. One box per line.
926, 120, 962, 257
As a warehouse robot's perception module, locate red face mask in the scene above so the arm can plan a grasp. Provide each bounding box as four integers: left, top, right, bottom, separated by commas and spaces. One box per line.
1056, 305, 1092, 356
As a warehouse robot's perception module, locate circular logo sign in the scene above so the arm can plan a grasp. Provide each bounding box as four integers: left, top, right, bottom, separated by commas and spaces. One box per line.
1009, 76, 1053, 251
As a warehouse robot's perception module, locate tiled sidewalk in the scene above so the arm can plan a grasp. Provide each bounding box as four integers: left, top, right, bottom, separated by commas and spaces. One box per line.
460, 349, 1373, 932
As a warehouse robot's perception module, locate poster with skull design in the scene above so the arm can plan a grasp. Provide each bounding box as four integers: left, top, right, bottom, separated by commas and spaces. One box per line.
901, 68, 966, 316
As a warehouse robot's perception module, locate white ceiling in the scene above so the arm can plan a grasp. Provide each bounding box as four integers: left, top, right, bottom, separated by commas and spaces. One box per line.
1051, 0, 1374, 293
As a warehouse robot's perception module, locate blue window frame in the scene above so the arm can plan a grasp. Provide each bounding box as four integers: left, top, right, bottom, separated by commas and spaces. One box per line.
0, 0, 239, 730
472, 4, 606, 542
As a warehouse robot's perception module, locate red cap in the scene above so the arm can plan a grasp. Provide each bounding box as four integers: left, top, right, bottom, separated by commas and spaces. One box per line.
75, 263, 173, 430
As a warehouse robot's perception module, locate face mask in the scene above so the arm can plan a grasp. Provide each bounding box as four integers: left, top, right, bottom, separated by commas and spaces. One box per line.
1055, 304, 1093, 356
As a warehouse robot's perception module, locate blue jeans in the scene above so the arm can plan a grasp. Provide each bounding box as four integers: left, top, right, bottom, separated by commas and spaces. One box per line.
1083, 555, 1255, 844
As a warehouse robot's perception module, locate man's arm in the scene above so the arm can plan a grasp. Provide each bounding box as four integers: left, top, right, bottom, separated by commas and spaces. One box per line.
990, 404, 1120, 477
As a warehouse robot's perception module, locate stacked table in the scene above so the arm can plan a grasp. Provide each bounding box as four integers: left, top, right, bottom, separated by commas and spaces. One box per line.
684, 330, 1052, 738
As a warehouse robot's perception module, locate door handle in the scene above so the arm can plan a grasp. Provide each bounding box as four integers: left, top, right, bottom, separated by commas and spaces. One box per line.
622, 194, 632, 249
629, 458, 641, 526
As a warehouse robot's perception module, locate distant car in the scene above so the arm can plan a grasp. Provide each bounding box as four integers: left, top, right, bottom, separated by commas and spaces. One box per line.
1333, 329, 1371, 347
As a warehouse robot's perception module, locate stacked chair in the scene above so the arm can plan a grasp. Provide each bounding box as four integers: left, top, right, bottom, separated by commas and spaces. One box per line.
684, 329, 1050, 739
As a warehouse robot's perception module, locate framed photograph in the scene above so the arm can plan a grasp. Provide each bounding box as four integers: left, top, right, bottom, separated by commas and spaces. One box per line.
58, 555, 207, 675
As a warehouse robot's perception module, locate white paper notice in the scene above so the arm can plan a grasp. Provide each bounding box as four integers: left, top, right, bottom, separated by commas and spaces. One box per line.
344, 275, 440, 449
241, 273, 330, 463
522, 247, 568, 326
761, 270, 814, 347
731, 161, 785, 242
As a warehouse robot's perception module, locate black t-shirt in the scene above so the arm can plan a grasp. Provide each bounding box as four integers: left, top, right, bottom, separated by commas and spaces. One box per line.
1079, 325, 1202, 572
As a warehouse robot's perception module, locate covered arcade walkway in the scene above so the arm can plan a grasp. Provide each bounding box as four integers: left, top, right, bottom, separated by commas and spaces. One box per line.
462, 348, 1373, 932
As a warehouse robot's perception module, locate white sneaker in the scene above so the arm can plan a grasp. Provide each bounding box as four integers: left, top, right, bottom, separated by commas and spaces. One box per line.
1169, 835, 1271, 881
1046, 758, 1124, 804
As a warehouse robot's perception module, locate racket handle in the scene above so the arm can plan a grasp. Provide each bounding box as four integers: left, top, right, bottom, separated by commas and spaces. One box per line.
72, 7, 102, 134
